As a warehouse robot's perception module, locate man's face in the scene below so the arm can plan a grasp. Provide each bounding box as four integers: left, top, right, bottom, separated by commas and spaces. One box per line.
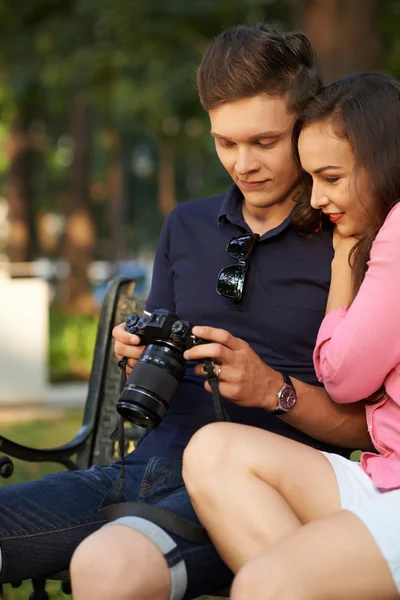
209, 94, 300, 210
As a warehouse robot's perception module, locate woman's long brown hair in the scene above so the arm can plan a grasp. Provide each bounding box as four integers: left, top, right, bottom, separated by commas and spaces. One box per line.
292, 72, 400, 301
292, 73, 400, 404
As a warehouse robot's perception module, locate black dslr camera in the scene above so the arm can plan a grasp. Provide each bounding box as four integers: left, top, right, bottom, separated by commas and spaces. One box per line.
117, 309, 206, 428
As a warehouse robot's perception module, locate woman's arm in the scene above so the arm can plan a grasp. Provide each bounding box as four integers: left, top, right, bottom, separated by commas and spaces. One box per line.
314, 205, 400, 404
325, 233, 357, 314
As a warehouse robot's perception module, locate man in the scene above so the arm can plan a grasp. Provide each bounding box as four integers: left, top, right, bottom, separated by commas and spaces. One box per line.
0, 24, 369, 600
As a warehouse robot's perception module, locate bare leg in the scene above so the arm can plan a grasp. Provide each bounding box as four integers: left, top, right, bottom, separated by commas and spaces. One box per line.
231, 510, 399, 600
183, 422, 341, 572
70, 524, 171, 600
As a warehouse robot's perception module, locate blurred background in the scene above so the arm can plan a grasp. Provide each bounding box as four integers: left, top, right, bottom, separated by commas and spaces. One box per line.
0, 0, 398, 597
0, 0, 399, 387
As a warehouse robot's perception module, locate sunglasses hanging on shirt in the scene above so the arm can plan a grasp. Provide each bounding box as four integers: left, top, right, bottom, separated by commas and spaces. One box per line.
216, 233, 260, 302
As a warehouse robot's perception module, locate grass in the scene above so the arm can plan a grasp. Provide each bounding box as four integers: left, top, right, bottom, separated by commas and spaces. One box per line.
0, 410, 84, 487
0, 411, 223, 600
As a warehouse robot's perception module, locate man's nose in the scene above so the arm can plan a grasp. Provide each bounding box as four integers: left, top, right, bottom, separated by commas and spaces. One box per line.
235, 148, 259, 175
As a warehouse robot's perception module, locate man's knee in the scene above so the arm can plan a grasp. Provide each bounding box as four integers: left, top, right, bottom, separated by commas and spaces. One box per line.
183, 422, 234, 492
71, 524, 171, 600
70, 529, 128, 596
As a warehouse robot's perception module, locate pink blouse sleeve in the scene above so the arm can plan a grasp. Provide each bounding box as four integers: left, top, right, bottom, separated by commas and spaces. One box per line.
313, 204, 400, 404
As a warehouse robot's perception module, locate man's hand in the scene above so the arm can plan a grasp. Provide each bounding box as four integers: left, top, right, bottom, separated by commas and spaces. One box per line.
184, 326, 281, 410
184, 327, 372, 450
112, 322, 146, 376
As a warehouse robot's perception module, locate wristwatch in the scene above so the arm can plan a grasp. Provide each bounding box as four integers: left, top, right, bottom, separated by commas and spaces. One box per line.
271, 373, 297, 415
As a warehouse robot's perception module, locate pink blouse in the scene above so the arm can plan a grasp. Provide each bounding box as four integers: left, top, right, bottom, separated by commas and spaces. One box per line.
313, 203, 400, 491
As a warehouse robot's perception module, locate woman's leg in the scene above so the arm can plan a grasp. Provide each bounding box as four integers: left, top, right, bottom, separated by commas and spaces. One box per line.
183, 422, 342, 572
231, 509, 399, 600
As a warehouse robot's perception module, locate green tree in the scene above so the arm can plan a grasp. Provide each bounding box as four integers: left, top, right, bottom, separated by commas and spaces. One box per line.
1, 0, 398, 311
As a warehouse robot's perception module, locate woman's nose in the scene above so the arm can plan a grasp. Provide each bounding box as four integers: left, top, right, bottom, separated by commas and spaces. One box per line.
310, 186, 330, 210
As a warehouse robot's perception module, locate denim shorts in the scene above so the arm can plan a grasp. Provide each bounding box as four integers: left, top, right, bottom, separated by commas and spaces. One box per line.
122, 455, 232, 599
0, 454, 232, 599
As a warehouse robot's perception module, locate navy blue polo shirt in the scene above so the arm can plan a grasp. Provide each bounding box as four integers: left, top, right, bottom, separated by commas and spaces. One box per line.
134, 184, 345, 460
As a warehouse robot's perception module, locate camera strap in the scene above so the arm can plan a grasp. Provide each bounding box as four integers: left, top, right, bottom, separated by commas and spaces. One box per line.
202, 358, 231, 423
99, 357, 229, 543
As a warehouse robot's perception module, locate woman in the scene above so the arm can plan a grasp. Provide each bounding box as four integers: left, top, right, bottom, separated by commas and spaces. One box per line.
183, 73, 400, 599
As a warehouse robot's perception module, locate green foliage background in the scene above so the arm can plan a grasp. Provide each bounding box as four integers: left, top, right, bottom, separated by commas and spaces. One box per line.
49, 310, 98, 381
0, 0, 287, 257
0, 0, 398, 258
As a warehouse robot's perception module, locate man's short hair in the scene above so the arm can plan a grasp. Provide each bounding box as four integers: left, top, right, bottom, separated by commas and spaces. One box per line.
198, 23, 322, 114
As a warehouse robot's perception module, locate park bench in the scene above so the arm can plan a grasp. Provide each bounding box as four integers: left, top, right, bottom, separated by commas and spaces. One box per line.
0, 276, 229, 599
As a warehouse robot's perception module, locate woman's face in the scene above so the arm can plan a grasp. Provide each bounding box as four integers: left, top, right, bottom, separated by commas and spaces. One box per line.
298, 119, 374, 237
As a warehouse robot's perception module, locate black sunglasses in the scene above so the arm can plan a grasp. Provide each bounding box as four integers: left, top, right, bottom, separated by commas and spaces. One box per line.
216, 233, 260, 302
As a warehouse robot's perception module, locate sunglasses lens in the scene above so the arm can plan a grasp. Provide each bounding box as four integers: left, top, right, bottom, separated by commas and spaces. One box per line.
227, 234, 258, 261
216, 264, 246, 299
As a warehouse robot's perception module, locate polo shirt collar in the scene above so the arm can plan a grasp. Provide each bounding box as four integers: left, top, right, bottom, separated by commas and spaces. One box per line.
218, 182, 293, 240
218, 183, 244, 225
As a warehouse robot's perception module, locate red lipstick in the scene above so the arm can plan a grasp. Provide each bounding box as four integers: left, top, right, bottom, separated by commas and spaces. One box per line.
328, 213, 344, 223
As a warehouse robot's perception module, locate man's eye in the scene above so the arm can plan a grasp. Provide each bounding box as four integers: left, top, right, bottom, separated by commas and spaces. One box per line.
258, 141, 277, 149
220, 141, 235, 148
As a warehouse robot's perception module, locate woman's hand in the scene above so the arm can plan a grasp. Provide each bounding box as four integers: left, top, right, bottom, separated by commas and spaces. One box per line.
333, 228, 358, 257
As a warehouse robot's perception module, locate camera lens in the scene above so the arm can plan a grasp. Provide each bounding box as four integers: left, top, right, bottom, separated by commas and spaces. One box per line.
117, 343, 187, 428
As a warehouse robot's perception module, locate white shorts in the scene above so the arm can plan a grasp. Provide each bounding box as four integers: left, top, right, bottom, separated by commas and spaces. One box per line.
321, 452, 400, 593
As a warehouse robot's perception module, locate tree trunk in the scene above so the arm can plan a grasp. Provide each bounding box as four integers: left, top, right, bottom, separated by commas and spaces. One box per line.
158, 138, 176, 217
61, 96, 96, 314
105, 129, 125, 260
5, 125, 36, 262
296, 0, 380, 83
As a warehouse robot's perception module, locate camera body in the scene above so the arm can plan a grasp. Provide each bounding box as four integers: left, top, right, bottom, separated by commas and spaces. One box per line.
125, 309, 203, 352
117, 309, 205, 428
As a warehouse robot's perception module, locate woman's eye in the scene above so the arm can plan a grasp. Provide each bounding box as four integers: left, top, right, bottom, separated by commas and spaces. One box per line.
324, 177, 339, 183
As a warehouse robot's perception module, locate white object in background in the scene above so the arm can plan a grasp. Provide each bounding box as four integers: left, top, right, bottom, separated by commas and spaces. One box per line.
0, 278, 49, 403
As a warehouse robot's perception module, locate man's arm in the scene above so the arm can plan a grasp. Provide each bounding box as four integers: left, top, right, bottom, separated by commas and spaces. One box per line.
268, 374, 372, 450
184, 326, 372, 451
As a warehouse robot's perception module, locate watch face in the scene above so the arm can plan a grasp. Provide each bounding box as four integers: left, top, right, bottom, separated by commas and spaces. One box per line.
280, 387, 296, 410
